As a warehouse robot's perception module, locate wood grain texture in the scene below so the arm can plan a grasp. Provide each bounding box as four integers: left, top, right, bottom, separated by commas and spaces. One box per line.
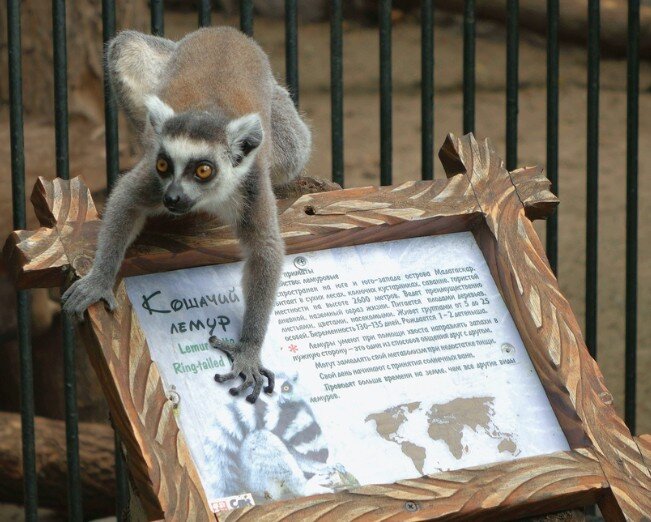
3, 177, 481, 287
4, 135, 650, 520
635, 435, 651, 473
222, 448, 606, 522
2, 176, 100, 287
440, 133, 651, 521
81, 283, 214, 521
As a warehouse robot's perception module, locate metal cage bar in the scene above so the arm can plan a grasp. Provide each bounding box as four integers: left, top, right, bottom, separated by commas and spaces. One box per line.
199, 0, 212, 27
506, 0, 519, 171
240, 0, 254, 36
101, 0, 131, 514
463, 0, 476, 134
152, 0, 165, 36
102, 0, 120, 192
625, 0, 640, 434
586, 0, 600, 359
7, 1, 38, 519
379, 0, 393, 186
546, 0, 560, 275
421, 0, 434, 180
285, 0, 299, 107
330, 0, 344, 187
52, 0, 84, 518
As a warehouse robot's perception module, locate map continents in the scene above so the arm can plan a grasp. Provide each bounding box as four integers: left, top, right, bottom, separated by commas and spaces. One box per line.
365, 397, 519, 474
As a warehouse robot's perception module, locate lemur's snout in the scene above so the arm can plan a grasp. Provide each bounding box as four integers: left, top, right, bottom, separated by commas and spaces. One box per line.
164, 193, 180, 206
163, 186, 192, 214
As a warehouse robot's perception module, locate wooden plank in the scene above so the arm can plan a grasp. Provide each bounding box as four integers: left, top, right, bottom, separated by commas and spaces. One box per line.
80, 282, 214, 521
440, 134, 651, 521
223, 448, 606, 521
3, 177, 480, 287
635, 435, 651, 473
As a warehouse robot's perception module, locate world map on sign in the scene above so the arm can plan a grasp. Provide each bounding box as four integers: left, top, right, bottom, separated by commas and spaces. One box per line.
365, 397, 520, 474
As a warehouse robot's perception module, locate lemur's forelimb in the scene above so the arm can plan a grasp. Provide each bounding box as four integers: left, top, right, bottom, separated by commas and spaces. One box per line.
61, 161, 161, 319
210, 165, 283, 402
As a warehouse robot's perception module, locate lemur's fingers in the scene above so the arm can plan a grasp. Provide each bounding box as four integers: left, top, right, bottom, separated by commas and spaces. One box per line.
61, 280, 80, 303
209, 336, 236, 353
260, 367, 275, 395
61, 291, 85, 321
230, 377, 253, 397
104, 292, 118, 311
246, 373, 263, 403
214, 371, 238, 383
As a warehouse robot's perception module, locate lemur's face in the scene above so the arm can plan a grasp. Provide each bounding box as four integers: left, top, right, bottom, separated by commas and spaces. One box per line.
145, 97, 263, 214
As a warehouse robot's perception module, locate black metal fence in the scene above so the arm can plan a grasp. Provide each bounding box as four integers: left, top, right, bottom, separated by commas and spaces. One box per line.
5, 0, 641, 520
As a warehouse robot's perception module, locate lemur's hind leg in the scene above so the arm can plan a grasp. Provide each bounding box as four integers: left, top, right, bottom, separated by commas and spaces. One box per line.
270, 86, 312, 187
107, 30, 177, 134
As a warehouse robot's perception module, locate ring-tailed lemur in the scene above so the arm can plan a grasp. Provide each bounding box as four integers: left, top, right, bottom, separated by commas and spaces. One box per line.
202, 373, 340, 503
61, 27, 311, 403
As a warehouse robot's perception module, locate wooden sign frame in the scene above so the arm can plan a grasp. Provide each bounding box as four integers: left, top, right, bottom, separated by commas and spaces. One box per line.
4, 133, 650, 521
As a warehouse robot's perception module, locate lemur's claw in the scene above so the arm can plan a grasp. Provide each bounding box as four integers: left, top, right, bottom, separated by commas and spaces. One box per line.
210, 338, 274, 403
61, 274, 116, 322
214, 372, 237, 383
260, 368, 275, 394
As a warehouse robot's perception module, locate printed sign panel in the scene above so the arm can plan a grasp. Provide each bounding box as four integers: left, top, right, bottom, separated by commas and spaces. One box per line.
125, 232, 569, 513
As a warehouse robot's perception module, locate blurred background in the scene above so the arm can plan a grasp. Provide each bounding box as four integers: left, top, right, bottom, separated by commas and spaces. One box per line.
0, 0, 648, 519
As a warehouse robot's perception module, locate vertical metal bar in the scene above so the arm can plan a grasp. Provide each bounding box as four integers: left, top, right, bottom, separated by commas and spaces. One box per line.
379, 0, 392, 186
586, 0, 600, 359
506, 0, 519, 171
546, 0, 559, 275
102, 0, 120, 193
114, 430, 130, 520
285, 0, 299, 106
625, 0, 639, 434
102, 0, 130, 515
463, 0, 476, 134
199, 0, 211, 27
330, 0, 344, 187
421, 0, 434, 181
240, 0, 254, 36
53, 0, 83, 518
151, 0, 165, 36
7, 1, 37, 520
62, 320, 83, 519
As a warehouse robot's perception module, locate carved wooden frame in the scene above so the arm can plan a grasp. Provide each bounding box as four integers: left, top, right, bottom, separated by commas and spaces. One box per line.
4, 133, 650, 521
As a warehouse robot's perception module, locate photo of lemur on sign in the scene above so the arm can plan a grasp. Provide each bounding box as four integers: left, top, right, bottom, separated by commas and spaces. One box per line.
125, 231, 569, 514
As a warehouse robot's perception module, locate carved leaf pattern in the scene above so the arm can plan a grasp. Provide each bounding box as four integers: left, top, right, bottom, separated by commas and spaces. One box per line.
223, 449, 606, 521
84, 286, 213, 521
442, 133, 651, 520
3, 135, 649, 520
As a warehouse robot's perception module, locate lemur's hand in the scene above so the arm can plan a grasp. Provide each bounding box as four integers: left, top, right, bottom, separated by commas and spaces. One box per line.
209, 336, 275, 403
61, 273, 117, 321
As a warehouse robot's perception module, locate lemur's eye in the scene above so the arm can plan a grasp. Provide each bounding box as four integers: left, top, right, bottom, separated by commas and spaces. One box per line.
282, 384, 290, 393
156, 158, 169, 174
195, 163, 214, 180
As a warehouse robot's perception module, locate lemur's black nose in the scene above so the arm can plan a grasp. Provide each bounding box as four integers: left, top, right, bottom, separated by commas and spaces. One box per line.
164, 194, 180, 207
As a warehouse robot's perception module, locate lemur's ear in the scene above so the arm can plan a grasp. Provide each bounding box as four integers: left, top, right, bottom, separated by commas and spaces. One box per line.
226, 113, 264, 166
145, 95, 175, 134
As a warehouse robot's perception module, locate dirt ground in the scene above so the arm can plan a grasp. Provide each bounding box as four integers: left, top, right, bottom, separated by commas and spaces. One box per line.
0, 8, 648, 449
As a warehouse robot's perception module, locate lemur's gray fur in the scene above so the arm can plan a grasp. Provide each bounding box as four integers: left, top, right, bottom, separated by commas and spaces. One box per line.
61, 27, 311, 403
